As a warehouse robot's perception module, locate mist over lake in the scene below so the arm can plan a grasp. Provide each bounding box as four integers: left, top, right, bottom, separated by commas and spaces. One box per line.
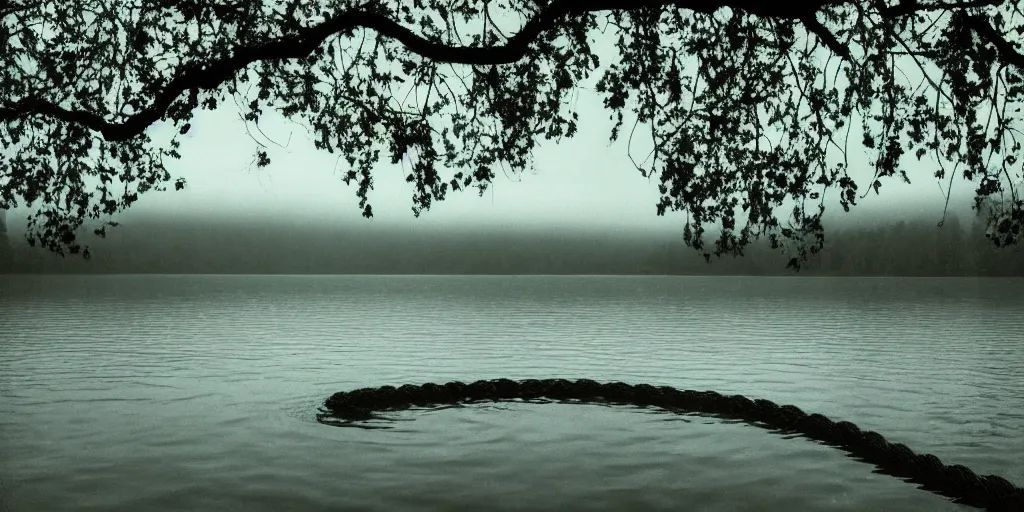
2, 214, 1021, 276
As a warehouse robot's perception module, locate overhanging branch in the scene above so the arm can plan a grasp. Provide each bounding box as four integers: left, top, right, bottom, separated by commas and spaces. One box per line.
801, 15, 852, 58
961, 14, 1024, 70
0, 0, 1010, 143
877, 0, 1003, 17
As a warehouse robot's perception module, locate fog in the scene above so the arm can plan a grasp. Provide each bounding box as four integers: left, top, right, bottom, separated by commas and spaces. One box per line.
0, 25, 998, 273
3, 208, 1020, 275
4, 84, 978, 230
0, 97, 1006, 276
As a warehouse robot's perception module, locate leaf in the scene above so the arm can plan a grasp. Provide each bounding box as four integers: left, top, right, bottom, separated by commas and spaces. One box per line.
3, 0, 1022, 269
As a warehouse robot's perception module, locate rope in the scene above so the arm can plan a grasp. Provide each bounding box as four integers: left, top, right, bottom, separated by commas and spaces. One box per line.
321, 378, 1024, 511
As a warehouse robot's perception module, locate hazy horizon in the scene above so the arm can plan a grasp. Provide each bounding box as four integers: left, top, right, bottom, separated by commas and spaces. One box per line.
3, 89, 984, 238
0, 5, 1009, 270
3, 211, 1020, 276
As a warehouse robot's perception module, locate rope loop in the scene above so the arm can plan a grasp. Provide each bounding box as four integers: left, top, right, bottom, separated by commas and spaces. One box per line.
321, 378, 1023, 511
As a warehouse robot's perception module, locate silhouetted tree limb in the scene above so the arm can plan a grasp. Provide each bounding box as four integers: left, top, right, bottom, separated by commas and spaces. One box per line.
6, 0, 1005, 139
1, 0, 1022, 265
1, 0, 840, 141
961, 14, 1024, 69
877, 0, 1003, 17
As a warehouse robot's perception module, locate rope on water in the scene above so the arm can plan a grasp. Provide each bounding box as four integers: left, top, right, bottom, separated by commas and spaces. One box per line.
321, 378, 1024, 512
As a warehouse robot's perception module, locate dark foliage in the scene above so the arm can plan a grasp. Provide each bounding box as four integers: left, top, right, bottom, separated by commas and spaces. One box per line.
1, 0, 1023, 266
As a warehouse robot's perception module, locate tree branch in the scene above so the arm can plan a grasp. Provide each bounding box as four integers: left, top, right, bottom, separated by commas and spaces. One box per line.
0, 0, 1001, 143
0, 0, 40, 18
0, 2, 572, 141
801, 15, 852, 58
877, 0, 1003, 17
961, 14, 1024, 70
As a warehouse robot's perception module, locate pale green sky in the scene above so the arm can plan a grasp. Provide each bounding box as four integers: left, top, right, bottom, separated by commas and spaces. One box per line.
120, 86, 972, 232
4, 5, 985, 234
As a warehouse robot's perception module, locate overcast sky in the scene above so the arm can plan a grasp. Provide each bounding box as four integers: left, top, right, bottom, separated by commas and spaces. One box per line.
119, 88, 973, 232
5, 6, 984, 234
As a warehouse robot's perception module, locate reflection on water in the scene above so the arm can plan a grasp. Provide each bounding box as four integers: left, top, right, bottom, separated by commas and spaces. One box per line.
1, 275, 1022, 511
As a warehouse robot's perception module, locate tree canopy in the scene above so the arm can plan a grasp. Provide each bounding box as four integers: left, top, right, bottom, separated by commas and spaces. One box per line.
2, 0, 1023, 267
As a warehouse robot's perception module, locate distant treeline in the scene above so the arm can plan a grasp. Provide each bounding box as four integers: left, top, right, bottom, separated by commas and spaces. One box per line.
1, 214, 1021, 276
804, 215, 1023, 276
652, 214, 1023, 276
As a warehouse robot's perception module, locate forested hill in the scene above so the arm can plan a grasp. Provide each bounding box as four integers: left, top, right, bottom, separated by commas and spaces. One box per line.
1, 215, 1021, 276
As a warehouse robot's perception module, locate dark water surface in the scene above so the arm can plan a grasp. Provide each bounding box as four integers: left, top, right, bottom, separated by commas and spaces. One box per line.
1, 275, 1022, 511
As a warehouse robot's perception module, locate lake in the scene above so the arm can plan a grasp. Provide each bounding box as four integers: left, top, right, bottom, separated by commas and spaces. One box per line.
1, 275, 1022, 511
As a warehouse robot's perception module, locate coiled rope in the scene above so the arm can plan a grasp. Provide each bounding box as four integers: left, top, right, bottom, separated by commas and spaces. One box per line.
321, 378, 1024, 511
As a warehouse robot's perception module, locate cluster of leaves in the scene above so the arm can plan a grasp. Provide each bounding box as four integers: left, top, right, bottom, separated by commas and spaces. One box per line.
1, 0, 1022, 266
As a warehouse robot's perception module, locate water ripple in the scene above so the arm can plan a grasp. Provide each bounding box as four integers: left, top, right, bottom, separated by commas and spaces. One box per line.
1, 275, 1022, 512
